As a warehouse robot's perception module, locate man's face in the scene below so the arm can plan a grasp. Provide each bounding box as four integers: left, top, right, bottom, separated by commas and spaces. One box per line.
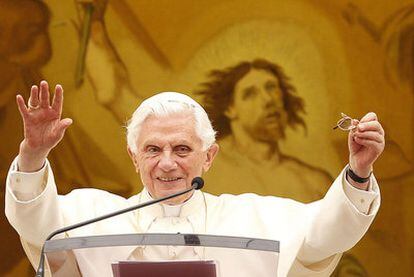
129, 112, 218, 204
226, 69, 288, 142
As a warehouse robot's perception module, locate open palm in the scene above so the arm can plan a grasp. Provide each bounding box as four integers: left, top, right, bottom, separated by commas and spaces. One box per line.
17, 81, 72, 158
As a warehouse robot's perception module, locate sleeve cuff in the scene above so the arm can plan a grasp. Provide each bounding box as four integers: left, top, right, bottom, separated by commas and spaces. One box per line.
8, 157, 49, 201
342, 167, 379, 214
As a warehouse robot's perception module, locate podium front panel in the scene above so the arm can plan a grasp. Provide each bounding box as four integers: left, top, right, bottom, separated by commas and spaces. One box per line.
44, 233, 279, 277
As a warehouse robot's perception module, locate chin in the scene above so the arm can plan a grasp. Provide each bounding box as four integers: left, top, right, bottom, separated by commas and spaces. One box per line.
261, 127, 286, 140
153, 190, 189, 205
156, 186, 184, 197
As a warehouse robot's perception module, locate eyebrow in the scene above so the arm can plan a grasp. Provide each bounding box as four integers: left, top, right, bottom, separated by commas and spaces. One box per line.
141, 139, 195, 148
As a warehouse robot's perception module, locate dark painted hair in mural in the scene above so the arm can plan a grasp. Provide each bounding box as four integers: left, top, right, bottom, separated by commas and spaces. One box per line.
196, 59, 306, 139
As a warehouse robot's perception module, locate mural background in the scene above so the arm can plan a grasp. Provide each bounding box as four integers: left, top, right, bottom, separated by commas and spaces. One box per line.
0, 0, 412, 276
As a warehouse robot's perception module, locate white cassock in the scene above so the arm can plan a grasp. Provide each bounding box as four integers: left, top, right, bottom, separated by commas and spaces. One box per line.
5, 159, 379, 276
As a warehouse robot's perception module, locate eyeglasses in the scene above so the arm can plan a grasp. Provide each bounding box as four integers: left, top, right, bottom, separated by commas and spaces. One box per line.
333, 113, 358, 131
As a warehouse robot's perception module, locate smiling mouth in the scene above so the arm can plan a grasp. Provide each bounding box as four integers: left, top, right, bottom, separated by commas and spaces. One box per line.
157, 177, 183, 182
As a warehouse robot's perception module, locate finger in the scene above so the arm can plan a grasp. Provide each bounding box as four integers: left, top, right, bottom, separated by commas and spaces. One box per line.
359, 112, 378, 123
55, 118, 73, 136
52, 84, 63, 113
357, 121, 384, 134
16, 95, 29, 118
353, 136, 383, 151
354, 130, 384, 144
28, 85, 40, 107
348, 130, 360, 146
351, 118, 359, 128
39, 80, 50, 108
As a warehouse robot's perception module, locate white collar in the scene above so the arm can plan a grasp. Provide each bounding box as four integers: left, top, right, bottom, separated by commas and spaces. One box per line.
136, 188, 206, 233
144, 189, 187, 217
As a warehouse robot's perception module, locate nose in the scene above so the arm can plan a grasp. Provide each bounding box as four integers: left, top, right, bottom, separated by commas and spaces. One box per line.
158, 151, 177, 172
260, 90, 274, 108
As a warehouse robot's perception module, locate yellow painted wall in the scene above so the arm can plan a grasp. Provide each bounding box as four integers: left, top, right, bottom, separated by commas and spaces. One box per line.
1, 0, 412, 275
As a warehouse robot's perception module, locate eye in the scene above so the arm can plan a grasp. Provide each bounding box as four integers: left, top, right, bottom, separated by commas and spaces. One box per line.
146, 146, 160, 155
174, 145, 191, 156
242, 87, 257, 100
265, 81, 278, 92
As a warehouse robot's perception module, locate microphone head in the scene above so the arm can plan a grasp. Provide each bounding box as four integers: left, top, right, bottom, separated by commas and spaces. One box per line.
191, 177, 204, 190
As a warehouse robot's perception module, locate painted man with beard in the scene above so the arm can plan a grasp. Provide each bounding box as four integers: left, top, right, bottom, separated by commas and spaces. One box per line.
198, 59, 332, 202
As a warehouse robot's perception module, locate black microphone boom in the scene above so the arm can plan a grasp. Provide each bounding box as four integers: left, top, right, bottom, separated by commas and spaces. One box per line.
35, 177, 204, 277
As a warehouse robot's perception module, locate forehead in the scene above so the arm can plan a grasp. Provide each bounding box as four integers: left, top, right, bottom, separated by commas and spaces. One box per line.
137, 112, 201, 147
235, 69, 279, 90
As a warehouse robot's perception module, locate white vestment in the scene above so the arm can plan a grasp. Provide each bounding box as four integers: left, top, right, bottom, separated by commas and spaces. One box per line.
5, 159, 379, 276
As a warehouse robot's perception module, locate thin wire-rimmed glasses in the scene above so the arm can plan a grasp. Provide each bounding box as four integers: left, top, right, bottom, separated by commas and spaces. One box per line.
333, 113, 358, 131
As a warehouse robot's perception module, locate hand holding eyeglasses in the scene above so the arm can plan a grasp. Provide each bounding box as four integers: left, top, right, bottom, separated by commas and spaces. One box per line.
334, 112, 385, 189
333, 113, 359, 131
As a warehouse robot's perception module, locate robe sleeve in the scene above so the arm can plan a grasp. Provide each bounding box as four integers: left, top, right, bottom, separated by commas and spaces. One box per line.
5, 157, 65, 275
294, 166, 380, 274
5, 157, 64, 245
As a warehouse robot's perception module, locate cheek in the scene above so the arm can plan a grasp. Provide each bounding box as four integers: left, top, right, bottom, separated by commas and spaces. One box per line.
196, 156, 209, 172
176, 158, 193, 169
235, 96, 254, 110
178, 156, 205, 174
241, 98, 260, 109
139, 157, 158, 174
237, 101, 260, 119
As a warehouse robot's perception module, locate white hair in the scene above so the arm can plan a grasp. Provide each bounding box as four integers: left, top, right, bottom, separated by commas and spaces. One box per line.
126, 92, 217, 154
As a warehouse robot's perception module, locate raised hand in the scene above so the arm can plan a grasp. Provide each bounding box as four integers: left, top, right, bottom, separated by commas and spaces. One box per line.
16, 81, 72, 172
348, 112, 385, 186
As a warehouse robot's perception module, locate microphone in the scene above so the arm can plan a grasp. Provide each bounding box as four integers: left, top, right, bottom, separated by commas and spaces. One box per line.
35, 177, 204, 277
191, 177, 204, 190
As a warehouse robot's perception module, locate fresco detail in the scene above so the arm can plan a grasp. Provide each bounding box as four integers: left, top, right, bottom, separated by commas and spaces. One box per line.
343, 3, 414, 276
0, 0, 412, 276
197, 59, 332, 202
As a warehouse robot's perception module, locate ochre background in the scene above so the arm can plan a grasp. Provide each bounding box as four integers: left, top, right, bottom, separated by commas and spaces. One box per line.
0, 0, 413, 276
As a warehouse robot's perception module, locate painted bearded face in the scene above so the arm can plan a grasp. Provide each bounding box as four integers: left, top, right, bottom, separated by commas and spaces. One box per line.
226, 69, 288, 143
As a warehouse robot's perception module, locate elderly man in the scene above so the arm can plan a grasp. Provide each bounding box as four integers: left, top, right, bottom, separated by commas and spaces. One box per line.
6, 81, 384, 276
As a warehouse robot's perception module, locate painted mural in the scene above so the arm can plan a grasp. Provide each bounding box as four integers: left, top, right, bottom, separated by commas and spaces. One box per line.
0, 0, 412, 276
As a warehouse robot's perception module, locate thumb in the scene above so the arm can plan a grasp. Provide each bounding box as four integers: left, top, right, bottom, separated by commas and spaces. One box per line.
56, 118, 73, 136
359, 112, 377, 123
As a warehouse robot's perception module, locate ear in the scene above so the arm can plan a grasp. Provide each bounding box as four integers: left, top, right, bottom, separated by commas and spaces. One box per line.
224, 105, 237, 119
224, 105, 237, 120
127, 146, 139, 173
202, 143, 220, 172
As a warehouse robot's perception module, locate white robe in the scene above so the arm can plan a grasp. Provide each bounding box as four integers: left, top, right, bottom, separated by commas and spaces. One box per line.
5, 159, 379, 276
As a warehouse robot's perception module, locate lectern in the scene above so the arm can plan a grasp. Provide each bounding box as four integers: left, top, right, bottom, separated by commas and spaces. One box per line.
43, 233, 280, 276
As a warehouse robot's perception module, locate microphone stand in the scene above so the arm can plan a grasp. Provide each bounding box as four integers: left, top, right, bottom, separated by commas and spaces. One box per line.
35, 178, 204, 277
